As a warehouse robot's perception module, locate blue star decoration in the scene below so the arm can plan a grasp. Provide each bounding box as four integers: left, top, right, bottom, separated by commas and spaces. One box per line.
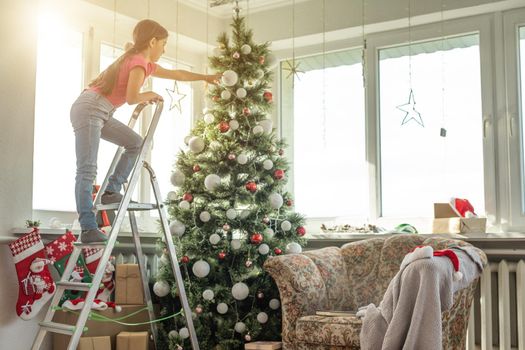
396, 89, 424, 127
165, 82, 186, 113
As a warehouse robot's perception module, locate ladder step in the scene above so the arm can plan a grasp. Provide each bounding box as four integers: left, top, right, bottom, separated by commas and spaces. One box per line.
56, 281, 92, 292
39, 321, 85, 336
96, 203, 157, 211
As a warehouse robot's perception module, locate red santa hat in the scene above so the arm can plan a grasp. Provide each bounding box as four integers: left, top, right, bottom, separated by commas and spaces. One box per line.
400, 245, 463, 281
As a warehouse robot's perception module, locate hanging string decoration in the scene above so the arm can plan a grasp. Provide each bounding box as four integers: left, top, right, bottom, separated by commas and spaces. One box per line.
166, 0, 187, 112
282, 0, 304, 83
439, 0, 447, 137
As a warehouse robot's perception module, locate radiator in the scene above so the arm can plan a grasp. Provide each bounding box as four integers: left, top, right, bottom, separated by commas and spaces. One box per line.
467, 260, 525, 350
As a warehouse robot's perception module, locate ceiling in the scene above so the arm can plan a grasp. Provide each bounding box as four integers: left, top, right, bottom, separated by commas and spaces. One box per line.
182, 0, 303, 18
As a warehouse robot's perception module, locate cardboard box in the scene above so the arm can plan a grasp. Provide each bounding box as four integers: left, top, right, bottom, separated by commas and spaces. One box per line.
115, 264, 145, 305
52, 305, 153, 350
78, 336, 111, 350
116, 331, 149, 350
432, 203, 486, 234
244, 342, 282, 350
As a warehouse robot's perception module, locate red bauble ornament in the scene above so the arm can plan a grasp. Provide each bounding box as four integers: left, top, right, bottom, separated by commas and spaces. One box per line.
286, 199, 293, 207
245, 334, 252, 342
182, 192, 193, 202
246, 182, 257, 193
228, 153, 236, 161
218, 251, 226, 260
245, 260, 253, 268
257, 291, 264, 299
193, 165, 201, 172
263, 91, 273, 102
274, 248, 282, 255
212, 95, 219, 102
218, 121, 230, 133
243, 107, 251, 116
250, 233, 263, 244
233, 51, 240, 59
278, 149, 284, 156
181, 256, 190, 264
262, 216, 270, 224
195, 305, 203, 314
223, 223, 231, 231
296, 226, 306, 236
259, 56, 265, 64
274, 169, 285, 180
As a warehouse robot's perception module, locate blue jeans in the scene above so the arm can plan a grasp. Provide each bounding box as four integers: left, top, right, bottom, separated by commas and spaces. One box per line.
70, 90, 143, 230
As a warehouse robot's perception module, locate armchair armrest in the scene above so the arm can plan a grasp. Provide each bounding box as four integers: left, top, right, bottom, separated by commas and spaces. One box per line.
264, 254, 328, 344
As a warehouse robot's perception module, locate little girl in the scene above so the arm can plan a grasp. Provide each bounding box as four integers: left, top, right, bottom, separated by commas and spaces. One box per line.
71, 19, 220, 243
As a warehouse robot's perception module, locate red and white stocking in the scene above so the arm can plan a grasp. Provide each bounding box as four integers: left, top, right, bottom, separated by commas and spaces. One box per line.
83, 248, 115, 302
9, 228, 56, 320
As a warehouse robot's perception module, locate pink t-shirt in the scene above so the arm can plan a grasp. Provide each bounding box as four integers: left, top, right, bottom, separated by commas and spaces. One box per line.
91, 54, 157, 108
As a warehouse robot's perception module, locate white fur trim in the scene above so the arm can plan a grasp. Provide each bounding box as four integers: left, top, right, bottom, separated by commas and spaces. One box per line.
454, 271, 463, 281
400, 246, 434, 271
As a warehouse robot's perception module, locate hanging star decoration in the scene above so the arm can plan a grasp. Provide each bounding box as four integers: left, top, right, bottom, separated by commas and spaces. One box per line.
166, 82, 186, 113
283, 59, 304, 81
396, 89, 424, 127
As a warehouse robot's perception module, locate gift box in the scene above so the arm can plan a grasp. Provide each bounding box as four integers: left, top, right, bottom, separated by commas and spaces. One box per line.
432, 203, 486, 234
77, 336, 111, 350
52, 305, 153, 350
116, 331, 149, 350
115, 264, 144, 305
244, 341, 282, 350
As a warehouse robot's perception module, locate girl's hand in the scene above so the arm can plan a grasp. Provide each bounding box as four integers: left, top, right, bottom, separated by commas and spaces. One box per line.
147, 92, 164, 104
205, 73, 222, 85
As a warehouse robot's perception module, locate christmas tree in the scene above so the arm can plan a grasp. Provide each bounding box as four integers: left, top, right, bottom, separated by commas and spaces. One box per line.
155, 14, 307, 349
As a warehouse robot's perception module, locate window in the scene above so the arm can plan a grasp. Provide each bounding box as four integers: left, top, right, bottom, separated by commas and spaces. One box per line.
281, 49, 367, 219
33, 13, 83, 211
378, 34, 485, 218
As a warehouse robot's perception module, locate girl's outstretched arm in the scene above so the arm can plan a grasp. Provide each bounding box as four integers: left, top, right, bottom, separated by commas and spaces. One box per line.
153, 66, 221, 84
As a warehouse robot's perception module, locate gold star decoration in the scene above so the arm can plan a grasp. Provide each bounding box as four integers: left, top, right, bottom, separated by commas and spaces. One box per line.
396, 89, 424, 127
283, 59, 304, 81
166, 82, 186, 113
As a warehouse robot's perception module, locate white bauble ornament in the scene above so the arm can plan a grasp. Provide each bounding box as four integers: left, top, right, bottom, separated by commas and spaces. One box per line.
263, 228, 275, 239
259, 119, 273, 134
258, 243, 270, 255
169, 220, 186, 236
222, 70, 238, 87
202, 289, 215, 301
179, 327, 189, 339
240, 44, 252, 54
262, 159, 274, 170
199, 211, 211, 222
167, 191, 178, 201
192, 260, 210, 278
286, 242, 302, 254
257, 312, 269, 324
236, 88, 247, 98
281, 220, 292, 231
159, 254, 170, 267
184, 135, 191, 145
269, 192, 283, 209
256, 69, 265, 80
266, 53, 277, 68
179, 200, 190, 210
237, 153, 248, 165
170, 170, 185, 187
269, 299, 280, 310
231, 282, 250, 300
204, 113, 215, 124
168, 330, 179, 339
231, 239, 242, 250
153, 280, 170, 297
229, 119, 239, 130
253, 125, 264, 135
221, 90, 231, 100
204, 174, 221, 191
189, 136, 205, 153
240, 209, 250, 219
234, 322, 246, 333
226, 208, 237, 220
216, 303, 228, 314
209, 233, 221, 245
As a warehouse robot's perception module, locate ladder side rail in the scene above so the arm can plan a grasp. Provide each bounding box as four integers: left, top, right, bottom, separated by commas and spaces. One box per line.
145, 163, 200, 350
128, 211, 158, 348
93, 103, 146, 206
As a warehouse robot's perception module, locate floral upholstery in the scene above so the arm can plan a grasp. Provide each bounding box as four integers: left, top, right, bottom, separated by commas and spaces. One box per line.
264, 234, 486, 350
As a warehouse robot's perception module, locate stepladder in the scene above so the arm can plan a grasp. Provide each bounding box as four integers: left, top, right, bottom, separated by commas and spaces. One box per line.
31, 101, 200, 350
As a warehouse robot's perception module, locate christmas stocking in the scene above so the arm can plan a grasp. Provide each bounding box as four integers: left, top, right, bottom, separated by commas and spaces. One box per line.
83, 248, 115, 301
45, 230, 92, 303
9, 228, 56, 320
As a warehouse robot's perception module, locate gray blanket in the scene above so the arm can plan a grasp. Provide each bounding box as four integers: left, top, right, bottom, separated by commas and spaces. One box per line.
358, 246, 483, 350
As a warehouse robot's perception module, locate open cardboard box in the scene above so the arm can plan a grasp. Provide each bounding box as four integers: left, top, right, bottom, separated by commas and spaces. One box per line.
432, 203, 486, 234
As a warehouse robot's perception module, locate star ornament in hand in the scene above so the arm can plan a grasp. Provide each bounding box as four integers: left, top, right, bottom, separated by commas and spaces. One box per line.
283, 59, 304, 80
396, 89, 424, 127
166, 82, 186, 113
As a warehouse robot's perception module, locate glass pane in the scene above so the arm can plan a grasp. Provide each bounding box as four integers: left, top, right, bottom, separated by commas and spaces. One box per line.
289, 49, 367, 218
33, 14, 83, 211
379, 34, 485, 218
519, 26, 525, 211
150, 59, 193, 202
